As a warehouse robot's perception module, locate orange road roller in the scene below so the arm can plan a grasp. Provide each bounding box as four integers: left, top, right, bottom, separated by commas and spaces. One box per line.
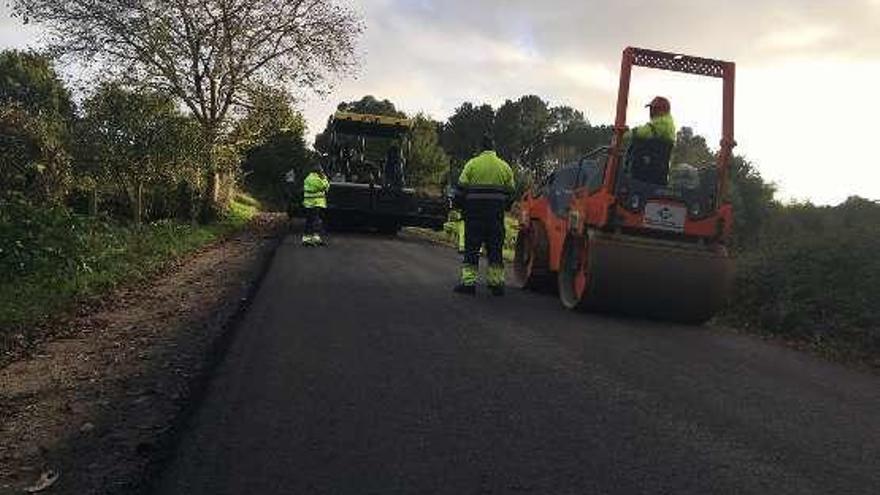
513, 47, 736, 323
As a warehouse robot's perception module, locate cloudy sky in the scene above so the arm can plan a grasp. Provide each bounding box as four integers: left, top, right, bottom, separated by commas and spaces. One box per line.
2, 1, 879, 204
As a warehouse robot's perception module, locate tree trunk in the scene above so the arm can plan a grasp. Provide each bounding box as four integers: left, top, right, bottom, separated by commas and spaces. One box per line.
190, 175, 200, 227
89, 186, 98, 217
199, 170, 221, 223
199, 126, 222, 223
212, 171, 221, 204
135, 182, 144, 225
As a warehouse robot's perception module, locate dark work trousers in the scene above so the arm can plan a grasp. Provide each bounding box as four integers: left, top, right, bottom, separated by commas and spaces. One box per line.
304, 207, 324, 236
463, 208, 505, 268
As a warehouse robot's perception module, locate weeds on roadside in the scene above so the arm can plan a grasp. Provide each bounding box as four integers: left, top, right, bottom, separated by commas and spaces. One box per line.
0, 196, 259, 333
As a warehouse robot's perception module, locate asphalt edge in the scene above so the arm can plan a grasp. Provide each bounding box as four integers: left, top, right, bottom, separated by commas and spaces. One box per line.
134, 226, 287, 495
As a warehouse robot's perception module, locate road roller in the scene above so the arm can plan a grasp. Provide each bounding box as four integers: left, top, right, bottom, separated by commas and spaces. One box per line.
513, 47, 736, 323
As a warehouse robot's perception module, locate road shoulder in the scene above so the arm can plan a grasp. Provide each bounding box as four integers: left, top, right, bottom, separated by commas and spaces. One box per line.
0, 214, 286, 494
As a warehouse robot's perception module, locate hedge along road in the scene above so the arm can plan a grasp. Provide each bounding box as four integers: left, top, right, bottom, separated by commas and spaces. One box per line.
153, 232, 880, 495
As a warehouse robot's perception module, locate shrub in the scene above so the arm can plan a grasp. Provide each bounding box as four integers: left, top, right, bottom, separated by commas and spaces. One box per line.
726, 197, 880, 357
0, 197, 259, 331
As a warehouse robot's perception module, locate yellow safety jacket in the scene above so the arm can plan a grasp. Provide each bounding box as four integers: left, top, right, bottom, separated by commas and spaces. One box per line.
459, 151, 515, 197
633, 114, 677, 143
302, 172, 329, 209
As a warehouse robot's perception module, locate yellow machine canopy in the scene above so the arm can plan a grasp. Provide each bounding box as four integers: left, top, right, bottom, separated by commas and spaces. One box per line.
331, 112, 413, 138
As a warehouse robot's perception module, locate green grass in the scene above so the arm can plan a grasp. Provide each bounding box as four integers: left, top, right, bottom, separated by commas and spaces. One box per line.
233, 192, 262, 212
0, 195, 260, 332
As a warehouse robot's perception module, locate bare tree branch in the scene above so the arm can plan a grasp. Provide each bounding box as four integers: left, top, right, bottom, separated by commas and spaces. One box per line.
13, 0, 363, 139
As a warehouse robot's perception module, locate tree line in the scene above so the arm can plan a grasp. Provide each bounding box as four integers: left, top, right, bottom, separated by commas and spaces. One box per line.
314, 94, 776, 244
316, 94, 613, 182
1, 0, 360, 310
4, 0, 361, 221
0, 50, 313, 223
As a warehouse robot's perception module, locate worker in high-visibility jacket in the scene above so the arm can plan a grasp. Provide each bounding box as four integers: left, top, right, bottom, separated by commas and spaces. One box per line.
302, 164, 330, 246
448, 208, 466, 253
631, 96, 676, 143
625, 96, 677, 184
453, 135, 515, 296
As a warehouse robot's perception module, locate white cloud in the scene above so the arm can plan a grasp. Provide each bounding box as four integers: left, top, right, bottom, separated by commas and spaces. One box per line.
297, 0, 880, 204
759, 24, 840, 50
556, 62, 619, 93
0, 6, 41, 48
737, 57, 880, 204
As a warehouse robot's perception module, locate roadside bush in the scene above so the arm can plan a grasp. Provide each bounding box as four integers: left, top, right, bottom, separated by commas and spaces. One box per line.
1, 104, 72, 205
726, 197, 880, 358
0, 196, 259, 331
241, 130, 311, 210
0, 199, 99, 277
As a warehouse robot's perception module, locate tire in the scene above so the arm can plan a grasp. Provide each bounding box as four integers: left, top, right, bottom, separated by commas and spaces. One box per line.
377, 220, 401, 236
558, 234, 590, 310
511, 221, 551, 290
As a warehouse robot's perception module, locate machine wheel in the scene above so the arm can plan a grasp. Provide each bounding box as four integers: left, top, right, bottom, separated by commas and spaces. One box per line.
558, 234, 591, 310
377, 220, 401, 236
512, 221, 551, 290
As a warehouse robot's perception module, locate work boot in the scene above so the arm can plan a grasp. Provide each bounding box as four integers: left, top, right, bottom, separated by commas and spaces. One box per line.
489, 285, 505, 297
453, 284, 477, 295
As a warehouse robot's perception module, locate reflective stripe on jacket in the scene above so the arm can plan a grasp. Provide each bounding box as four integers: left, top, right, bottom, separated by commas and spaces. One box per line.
458, 151, 515, 208
463, 187, 510, 202
303, 172, 330, 209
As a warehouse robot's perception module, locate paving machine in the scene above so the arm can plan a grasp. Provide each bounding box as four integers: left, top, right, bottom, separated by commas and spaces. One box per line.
513, 47, 736, 322
321, 111, 448, 233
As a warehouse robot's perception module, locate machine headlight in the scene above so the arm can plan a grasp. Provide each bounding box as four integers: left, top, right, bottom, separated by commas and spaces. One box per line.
689, 202, 702, 217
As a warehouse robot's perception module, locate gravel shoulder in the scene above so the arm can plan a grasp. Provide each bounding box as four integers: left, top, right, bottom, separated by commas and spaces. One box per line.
0, 214, 286, 494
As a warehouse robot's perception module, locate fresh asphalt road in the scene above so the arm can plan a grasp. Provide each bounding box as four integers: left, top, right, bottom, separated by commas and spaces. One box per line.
154, 233, 880, 495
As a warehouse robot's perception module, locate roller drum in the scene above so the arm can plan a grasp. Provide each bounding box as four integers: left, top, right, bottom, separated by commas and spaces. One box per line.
565, 231, 733, 323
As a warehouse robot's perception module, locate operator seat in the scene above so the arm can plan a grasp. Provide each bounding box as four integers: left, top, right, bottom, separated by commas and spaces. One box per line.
625, 136, 674, 186
384, 145, 404, 189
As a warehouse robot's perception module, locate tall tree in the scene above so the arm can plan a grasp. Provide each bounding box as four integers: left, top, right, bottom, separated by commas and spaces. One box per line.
672, 127, 715, 166
439, 102, 495, 166
14, 0, 362, 212
337, 95, 406, 117
544, 105, 598, 168
406, 114, 449, 189
494, 95, 551, 175
228, 85, 305, 156
729, 155, 777, 245
77, 84, 195, 224
548, 106, 588, 135
236, 88, 311, 208
0, 50, 73, 204
241, 130, 311, 210
0, 104, 71, 204
0, 50, 73, 121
